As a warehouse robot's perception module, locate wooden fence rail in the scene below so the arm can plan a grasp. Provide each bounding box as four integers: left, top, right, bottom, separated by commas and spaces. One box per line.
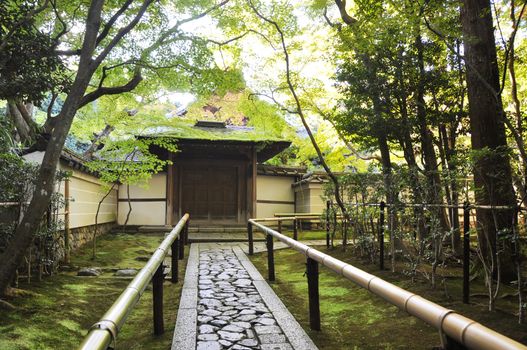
248, 217, 527, 350
78, 214, 190, 350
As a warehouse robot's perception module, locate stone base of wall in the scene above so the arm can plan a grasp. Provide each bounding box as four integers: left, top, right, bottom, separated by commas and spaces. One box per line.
69, 222, 115, 253
62, 222, 114, 259
52, 222, 116, 264
13, 222, 116, 283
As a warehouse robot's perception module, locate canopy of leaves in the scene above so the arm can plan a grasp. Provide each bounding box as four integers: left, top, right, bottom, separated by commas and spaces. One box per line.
0, 0, 69, 104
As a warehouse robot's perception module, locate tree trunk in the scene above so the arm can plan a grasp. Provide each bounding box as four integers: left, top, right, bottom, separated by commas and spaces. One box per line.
124, 184, 132, 233
396, 84, 427, 245
460, 0, 517, 281
0, 0, 105, 296
439, 124, 462, 255
7, 100, 32, 143
508, 1, 527, 202
83, 124, 115, 159
415, 35, 450, 232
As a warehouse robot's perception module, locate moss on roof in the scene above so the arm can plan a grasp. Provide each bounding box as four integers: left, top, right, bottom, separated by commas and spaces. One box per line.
143, 119, 288, 143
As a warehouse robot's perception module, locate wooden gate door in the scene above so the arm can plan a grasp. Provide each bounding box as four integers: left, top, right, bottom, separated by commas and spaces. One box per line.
181, 167, 209, 221
180, 165, 239, 223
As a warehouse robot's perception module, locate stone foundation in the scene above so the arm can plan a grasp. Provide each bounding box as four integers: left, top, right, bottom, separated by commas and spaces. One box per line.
68, 222, 115, 253
46, 222, 116, 265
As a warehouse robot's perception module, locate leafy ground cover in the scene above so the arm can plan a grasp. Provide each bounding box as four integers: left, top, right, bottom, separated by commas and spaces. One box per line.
250, 246, 527, 350
0, 233, 186, 350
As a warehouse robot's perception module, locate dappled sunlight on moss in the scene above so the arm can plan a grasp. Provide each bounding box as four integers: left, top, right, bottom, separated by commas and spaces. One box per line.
251, 245, 527, 349
0, 233, 187, 350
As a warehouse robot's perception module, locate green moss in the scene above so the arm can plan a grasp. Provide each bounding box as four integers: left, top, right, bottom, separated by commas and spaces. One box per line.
273, 228, 329, 241
251, 246, 527, 349
73, 234, 164, 269
0, 233, 188, 350
146, 119, 287, 142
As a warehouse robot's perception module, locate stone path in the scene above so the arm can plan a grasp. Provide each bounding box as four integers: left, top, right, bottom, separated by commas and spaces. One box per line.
172, 243, 318, 350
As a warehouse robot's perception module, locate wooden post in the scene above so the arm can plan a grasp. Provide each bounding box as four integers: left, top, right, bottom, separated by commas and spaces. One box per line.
277, 220, 282, 234
379, 201, 385, 270
64, 178, 70, 264
463, 202, 470, 304
153, 264, 164, 335
293, 218, 298, 241
326, 200, 330, 248
166, 154, 174, 227
184, 219, 189, 245
171, 238, 179, 283
306, 257, 321, 331
266, 234, 275, 281
442, 334, 468, 350
248, 222, 254, 255
252, 146, 257, 218
178, 230, 185, 260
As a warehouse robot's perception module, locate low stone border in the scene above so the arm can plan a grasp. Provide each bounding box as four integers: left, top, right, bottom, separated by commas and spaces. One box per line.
172, 243, 199, 350
233, 246, 318, 350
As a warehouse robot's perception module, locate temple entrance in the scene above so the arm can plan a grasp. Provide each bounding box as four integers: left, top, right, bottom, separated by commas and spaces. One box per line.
175, 158, 249, 225
180, 166, 238, 222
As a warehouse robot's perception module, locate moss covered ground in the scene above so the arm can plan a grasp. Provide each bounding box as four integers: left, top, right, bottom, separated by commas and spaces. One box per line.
0, 233, 186, 350
269, 227, 328, 241
250, 246, 527, 350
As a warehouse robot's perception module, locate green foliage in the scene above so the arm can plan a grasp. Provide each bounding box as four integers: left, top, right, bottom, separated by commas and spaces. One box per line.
0, 0, 70, 104
0, 153, 66, 271
185, 90, 292, 140
86, 137, 178, 188
0, 153, 37, 203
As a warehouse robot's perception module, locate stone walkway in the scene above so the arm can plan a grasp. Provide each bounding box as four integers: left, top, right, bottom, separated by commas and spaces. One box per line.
172, 243, 318, 350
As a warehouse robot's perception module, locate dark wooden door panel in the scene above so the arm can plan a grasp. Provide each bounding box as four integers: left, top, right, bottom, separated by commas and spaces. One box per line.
180, 165, 239, 222
209, 167, 237, 220
181, 168, 208, 220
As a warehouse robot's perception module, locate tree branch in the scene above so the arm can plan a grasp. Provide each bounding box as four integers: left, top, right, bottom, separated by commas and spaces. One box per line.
312, 104, 382, 162
248, 91, 298, 114
50, 0, 69, 43
95, 0, 134, 48
16, 102, 40, 133
323, 6, 342, 31
78, 71, 143, 108
83, 124, 115, 159
93, 0, 154, 68
247, 0, 350, 221
334, 0, 357, 26
207, 29, 276, 49
175, 0, 229, 28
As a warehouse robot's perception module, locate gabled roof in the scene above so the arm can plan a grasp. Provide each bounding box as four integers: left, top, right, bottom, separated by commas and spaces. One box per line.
142, 121, 286, 143
141, 121, 291, 162
257, 164, 307, 176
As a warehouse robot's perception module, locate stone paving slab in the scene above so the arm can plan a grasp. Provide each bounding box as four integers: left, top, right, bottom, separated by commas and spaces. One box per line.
172, 244, 199, 350
172, 243, 318, 350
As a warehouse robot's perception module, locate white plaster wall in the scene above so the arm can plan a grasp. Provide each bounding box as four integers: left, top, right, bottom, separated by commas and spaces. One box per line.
255, 175, 295, 218
308, 186, 325, 214
23, 151, 45, 164
118, 173, 166, 199
22, 152, 118, 228
294, 183, 325, 214
117, 201, 166, 225
66, 170, 117, 228
117, 173, 167, 225
256, 203, 295, 219
294, 184, 310, 213
256, 175, 295, 202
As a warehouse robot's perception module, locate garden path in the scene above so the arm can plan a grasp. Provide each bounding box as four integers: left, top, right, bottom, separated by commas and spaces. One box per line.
171, 243, 318, 350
